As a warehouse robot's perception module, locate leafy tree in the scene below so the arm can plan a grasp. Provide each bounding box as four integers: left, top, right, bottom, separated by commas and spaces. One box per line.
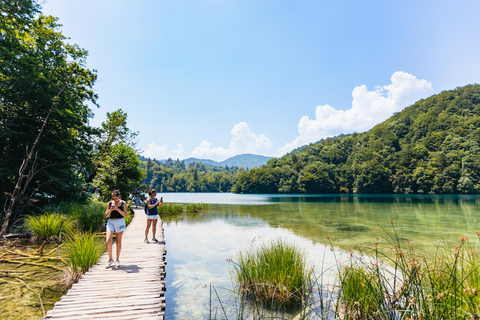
1, 2, 98, 233
93, 143, 144, 201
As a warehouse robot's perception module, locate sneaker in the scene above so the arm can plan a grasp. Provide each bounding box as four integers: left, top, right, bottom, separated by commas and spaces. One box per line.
152, 238, 158, 242
105, 259, 113, 269
144, 238, 149, 243
115, 260, 120, 268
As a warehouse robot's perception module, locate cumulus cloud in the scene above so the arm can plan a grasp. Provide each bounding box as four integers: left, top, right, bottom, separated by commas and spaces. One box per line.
277, 71, 434, 155
191, 122, 273, 161
143, 142, 186, 160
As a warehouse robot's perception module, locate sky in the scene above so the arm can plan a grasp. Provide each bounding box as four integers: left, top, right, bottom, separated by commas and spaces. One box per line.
41, 0, 480, 161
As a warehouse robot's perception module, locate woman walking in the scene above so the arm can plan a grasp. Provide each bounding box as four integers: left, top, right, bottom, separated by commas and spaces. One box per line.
105, 190, 127, 268
145, 189, 163, 243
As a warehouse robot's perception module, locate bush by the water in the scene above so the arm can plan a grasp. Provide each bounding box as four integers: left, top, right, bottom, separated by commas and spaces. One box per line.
63, 232, 104, 283
25, 213, 75, 241
232, 239, 311, 310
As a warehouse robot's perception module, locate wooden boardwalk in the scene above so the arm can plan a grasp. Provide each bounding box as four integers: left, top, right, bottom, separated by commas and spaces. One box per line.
42, 208, 167, 320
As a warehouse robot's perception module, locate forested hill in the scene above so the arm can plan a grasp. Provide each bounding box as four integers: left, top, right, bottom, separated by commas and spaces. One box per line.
232, 84, 480, 194
140, 153, 272, 169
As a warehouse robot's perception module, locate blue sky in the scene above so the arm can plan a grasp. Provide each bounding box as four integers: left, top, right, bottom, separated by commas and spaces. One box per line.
42, 0, 480, 161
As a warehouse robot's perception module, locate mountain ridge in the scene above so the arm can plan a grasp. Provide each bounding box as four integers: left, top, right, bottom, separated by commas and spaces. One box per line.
140, 153, 272, 168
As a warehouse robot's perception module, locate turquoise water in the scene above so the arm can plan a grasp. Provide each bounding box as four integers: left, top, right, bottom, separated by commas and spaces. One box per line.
162, 193, 480, 319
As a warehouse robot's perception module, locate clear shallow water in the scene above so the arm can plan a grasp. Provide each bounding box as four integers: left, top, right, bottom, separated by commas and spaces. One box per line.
162, 193, 480, 319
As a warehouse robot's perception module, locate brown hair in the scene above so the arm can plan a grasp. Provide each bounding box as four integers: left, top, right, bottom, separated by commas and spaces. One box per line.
148, 189, 157, 196
111, 190, 121, 197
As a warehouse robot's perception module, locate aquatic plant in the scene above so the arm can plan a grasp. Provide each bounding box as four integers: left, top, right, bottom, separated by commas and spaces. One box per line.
334, 223, 480, 319
63, 232, 104, 284
25, 213, 75, 241
232, 239, 311, 311
186, 203, 209, 212
158, 203, 184, 214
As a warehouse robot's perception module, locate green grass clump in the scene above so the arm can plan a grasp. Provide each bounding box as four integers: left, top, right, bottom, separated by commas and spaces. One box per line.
25, 213, 75, 241
63, 232, 104, 283
159, 203, 184, 215
339, 263, 384, 319
46, 200, 106, 232
233, 239, 311, 310
186, 203, 209, 212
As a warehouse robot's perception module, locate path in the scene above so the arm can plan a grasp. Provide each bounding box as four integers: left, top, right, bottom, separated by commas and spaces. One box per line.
42, 208, 167, 320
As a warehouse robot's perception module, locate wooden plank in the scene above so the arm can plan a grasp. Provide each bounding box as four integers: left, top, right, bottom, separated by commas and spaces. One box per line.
42, 208, 167, 320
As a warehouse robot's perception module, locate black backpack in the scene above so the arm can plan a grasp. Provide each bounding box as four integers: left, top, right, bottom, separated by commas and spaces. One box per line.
144, 202, 148, 214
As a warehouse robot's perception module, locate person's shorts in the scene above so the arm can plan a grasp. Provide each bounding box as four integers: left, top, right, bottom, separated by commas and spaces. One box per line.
107, 218, 126, 233
147, 214, 159, 220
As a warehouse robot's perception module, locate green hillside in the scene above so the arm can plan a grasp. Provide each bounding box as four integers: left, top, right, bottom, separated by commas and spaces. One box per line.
233, 84, 480, 194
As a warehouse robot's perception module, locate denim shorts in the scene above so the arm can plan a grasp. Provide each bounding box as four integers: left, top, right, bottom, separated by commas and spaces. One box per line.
106, 218, 126, 233
147, 214, 159, 220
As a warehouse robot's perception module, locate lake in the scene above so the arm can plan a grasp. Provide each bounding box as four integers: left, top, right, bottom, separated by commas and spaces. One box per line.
161, 193, 480, 319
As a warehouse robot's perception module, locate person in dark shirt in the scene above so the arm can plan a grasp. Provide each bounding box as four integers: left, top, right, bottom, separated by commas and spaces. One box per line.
105, 190, 127, 268
144, 189, 163, 243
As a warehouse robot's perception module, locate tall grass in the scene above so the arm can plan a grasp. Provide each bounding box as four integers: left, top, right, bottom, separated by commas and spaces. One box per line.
25, 213, 75, 240
186, 203, 210, 213
335, 223, 480, 319
46, 200, 106, 232
63, 232, 104, 284
159, 203, 184, 214
232, 239, 311, 311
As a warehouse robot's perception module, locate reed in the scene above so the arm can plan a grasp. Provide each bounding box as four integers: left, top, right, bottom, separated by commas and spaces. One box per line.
25, 213, 75, 241
334, 223, 480, 319
186, 203, 210, 213
232, 239, 311, 311
159, 203, 184, 215
63, 232, 104, 284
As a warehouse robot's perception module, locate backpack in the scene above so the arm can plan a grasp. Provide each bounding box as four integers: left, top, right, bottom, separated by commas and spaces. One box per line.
144, 202, 148, 214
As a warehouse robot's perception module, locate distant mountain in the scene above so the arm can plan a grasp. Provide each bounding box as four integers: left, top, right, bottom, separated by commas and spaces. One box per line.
219, 154, 272, 168
183, 157, 219, 167
141, 153, 273, 169
185, 154, 272, 168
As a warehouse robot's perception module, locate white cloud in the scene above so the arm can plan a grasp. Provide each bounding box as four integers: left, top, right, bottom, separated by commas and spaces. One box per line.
277, 71, 434, 155
191, 122, 273, 161
190, 141, 234, 160
143, 142, 186, 160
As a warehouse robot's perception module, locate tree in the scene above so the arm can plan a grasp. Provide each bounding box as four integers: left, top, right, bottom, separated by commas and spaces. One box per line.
87, 109, 137, 184
93, 143, 144, 201
1, 3, 98, 234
